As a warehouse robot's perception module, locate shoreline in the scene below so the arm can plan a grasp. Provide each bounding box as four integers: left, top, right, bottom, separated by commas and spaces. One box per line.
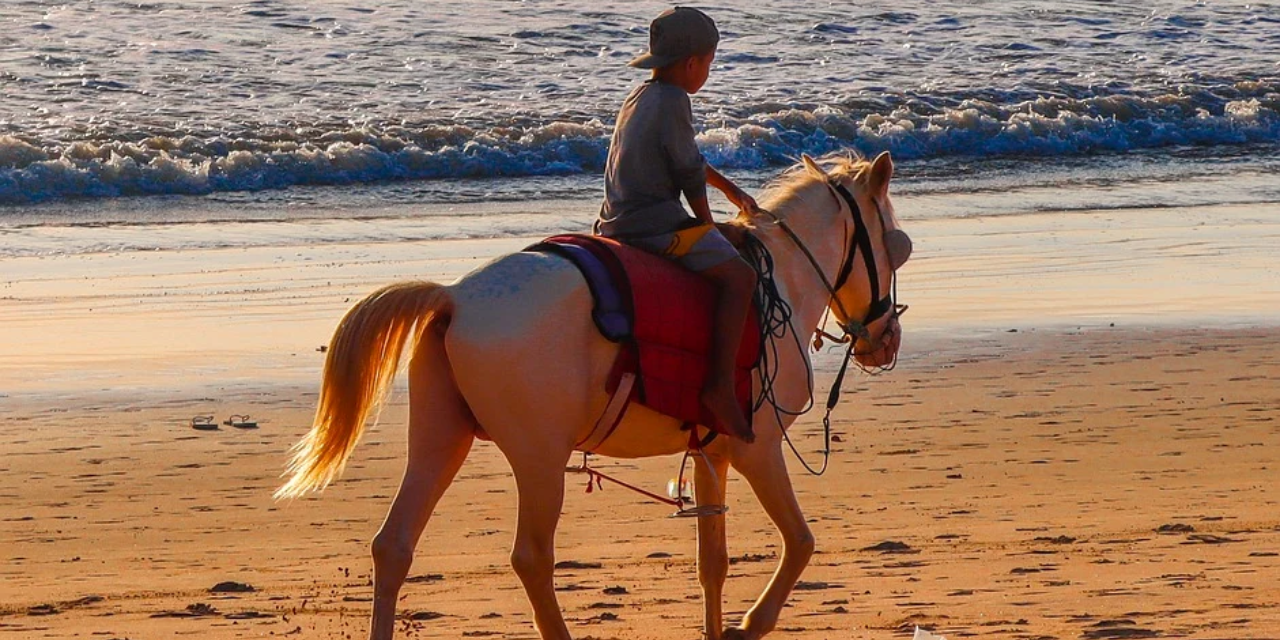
3, 199, 1277, 400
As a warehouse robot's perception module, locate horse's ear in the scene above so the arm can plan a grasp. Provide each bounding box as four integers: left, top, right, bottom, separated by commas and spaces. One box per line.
801, 154, 829, 181
869, 151, 894, 197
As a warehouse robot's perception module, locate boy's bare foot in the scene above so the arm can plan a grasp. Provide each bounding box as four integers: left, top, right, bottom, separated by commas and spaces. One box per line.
701, 385, 755, 443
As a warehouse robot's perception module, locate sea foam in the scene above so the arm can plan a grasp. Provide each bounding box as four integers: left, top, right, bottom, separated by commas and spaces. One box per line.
1, 87, 1276, 204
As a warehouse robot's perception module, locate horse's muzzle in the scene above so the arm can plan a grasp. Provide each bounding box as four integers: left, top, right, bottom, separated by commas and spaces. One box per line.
854, 316, 902, 368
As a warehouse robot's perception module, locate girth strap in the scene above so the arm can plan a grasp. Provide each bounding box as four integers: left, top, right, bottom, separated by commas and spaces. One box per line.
576, 372, 636, 452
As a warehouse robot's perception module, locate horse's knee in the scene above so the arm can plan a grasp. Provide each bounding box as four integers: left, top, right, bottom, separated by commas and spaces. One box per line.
510, 543, 553, 585
371, 530, 414, 575
789, 528, 816, 563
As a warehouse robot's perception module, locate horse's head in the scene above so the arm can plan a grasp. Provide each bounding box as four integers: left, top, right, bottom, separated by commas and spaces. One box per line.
795, 151, 911, 368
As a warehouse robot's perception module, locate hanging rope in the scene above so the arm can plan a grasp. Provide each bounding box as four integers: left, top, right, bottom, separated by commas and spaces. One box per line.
567, 452, 685, 507
567, 451, 731, 518
740, 233, 834, 475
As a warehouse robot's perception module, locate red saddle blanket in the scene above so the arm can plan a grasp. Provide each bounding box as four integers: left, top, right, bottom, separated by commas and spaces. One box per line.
533, 234, 760, 434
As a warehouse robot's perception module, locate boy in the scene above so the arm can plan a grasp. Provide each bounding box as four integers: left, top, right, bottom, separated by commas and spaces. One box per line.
598, 7, 759, 443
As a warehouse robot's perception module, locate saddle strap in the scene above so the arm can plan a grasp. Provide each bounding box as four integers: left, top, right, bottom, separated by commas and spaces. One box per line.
576, 372, 636, 452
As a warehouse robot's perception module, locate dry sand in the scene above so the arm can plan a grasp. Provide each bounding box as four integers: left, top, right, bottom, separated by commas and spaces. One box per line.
1, 202, 1277, 639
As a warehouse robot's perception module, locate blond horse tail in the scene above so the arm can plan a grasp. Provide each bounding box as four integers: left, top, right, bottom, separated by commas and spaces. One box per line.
275, 281, 453, 499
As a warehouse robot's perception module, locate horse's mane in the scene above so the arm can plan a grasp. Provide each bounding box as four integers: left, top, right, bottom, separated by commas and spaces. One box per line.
729, 151, 872, 228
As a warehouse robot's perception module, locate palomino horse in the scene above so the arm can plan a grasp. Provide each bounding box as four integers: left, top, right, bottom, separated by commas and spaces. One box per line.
277, 151, 908, 640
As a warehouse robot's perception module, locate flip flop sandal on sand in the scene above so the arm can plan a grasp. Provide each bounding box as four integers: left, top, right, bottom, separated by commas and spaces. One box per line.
224, 414, 259, 429
191, 415, 218, 431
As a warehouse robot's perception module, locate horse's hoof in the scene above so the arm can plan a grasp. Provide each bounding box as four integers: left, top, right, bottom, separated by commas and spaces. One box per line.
722, 627, 750, 640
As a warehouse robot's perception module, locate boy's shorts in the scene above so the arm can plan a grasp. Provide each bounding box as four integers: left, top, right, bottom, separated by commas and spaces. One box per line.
625, 223, 740, 272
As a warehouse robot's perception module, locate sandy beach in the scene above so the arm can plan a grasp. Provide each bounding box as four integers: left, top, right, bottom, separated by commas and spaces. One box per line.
2, 200, 1278, 639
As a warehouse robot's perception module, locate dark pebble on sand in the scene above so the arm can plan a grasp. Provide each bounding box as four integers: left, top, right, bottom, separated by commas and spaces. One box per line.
861, 540, 914, 553
210, 581, 255, 593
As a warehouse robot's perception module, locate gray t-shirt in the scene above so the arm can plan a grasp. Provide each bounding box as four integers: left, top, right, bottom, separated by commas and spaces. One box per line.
598, 80, 708, 238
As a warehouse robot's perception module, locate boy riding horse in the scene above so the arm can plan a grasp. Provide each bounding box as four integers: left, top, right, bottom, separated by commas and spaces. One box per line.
598, 7, 758, 443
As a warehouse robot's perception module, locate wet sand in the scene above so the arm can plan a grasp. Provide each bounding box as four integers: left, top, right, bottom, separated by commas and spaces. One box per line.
1, 202, 1277, 639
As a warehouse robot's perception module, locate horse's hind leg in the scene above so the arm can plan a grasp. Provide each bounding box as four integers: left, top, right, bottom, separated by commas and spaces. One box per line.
369, 325, 476, 640
507, 446, 573, 640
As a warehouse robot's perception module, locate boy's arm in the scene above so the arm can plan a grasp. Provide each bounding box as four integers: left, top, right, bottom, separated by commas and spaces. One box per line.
688, 192, 715, 226
706, 164, 759, 215
691, 166, 754, 247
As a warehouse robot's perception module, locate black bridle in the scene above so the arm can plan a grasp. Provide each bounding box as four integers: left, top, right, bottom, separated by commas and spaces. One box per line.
766, 177, 903, 344
828, 180, 897, 328
754, 173, 907, 476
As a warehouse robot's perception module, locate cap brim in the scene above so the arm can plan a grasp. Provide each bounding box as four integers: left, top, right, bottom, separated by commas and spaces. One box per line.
628, 51, 680, 69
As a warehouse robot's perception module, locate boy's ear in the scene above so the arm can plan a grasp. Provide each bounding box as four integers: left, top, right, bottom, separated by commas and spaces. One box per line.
869, 151, 894, 198
801, 154, 829, 181
682, 52, 708, 73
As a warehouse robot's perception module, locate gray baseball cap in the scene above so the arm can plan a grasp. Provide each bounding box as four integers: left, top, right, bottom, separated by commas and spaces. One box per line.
628, 7, 720, 69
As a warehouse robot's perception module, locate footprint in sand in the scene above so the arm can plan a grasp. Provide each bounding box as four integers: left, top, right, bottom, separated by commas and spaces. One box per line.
1081, 619, 1160, 639
554, 560, 603, 570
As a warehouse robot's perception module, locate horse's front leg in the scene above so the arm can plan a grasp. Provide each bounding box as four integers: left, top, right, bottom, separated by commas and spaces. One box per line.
694, 451, 731, 640
725, 444, 815, 639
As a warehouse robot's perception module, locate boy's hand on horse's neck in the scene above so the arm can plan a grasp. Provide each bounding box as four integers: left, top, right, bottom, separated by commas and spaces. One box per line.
695, 166, 758, 226
707, 165, 758, 217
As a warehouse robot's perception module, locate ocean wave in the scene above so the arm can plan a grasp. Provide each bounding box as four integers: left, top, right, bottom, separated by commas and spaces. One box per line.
1, 85, 1277, 204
